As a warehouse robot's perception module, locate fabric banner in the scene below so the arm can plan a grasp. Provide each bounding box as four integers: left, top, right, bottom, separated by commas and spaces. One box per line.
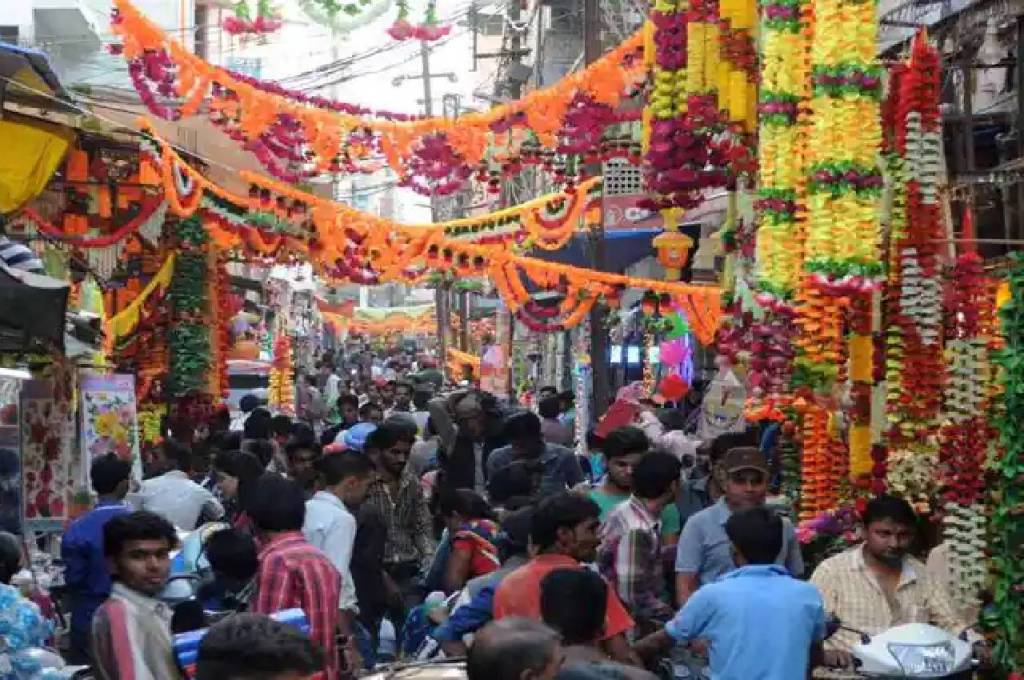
21, 380, 76, 531
80, 373, 140, 486
0, 116, 73, 213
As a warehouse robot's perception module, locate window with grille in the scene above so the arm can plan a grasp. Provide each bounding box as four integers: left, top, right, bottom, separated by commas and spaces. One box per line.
603, 158, 644, 196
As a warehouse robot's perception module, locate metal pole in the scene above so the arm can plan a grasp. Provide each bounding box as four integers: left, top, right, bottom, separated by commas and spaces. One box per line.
583, 0, 609, 418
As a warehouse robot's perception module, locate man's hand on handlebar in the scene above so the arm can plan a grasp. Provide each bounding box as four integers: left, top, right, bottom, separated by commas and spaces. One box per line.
821, 649, 855, 669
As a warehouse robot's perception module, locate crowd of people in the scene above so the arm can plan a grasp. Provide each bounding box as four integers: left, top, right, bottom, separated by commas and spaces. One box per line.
0, 351, 992, 680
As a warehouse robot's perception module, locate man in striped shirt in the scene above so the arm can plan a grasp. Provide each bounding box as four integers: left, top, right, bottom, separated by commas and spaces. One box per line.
249, 474, 343, 680
91, 511, 182, 680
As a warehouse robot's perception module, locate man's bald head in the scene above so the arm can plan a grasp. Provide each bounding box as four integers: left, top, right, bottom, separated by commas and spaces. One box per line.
468, 618, 562, 680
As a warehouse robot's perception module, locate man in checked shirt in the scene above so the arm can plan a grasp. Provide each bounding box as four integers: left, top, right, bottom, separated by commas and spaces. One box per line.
249, 474, 360, 680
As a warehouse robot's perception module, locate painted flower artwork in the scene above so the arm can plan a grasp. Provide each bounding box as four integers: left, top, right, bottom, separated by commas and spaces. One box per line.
21, 398, 72, 521
83, 391, 137, 462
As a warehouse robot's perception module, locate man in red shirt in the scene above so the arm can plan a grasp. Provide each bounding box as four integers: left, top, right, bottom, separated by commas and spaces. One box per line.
249, 474, 350, 680
493, 492, 638, 665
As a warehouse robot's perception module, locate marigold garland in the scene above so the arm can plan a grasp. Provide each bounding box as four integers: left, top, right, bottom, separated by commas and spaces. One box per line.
141, 120, 722, 341
111, 0, 644, 192
268, 334, 294, 415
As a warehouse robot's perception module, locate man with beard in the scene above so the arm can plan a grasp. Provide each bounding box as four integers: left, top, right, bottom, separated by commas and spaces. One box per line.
364, 423, 435, 623
810, 495, 986, 675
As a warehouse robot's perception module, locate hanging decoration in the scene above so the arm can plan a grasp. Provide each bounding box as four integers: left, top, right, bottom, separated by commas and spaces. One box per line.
168, 217, 212, 398
106, 252, 176, 341
883, 32, 944, 515
803, 0, 883, 293
937, 209, 992, 614
387, 0, 451, 40
990, 252, 1024, 674
755, 0, 810, 303
268, 334, 295, 415
640, 0, 752, 217
298, 0, 393, 34
110, 0, 645, 193
208, 253, 232, 399
16, 196, 167, 249
223, 0, 283, 36
140, 121, 723, 339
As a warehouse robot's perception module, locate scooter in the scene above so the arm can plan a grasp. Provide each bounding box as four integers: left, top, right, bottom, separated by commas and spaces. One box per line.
838, 621, 976, 679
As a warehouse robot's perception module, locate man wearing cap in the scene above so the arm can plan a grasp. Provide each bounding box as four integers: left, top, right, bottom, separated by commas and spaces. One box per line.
674, 446, 803, 607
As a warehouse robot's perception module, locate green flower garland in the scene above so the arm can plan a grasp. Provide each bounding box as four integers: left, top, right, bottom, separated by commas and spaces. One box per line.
168, 217, 211, 397
988, 252, 1024, 672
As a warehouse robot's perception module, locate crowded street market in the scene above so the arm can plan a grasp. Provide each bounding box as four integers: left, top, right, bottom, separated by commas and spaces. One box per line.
0, 0, 1022, 677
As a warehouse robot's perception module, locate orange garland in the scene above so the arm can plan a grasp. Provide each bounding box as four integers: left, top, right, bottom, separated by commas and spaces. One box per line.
114, 0, 644, 175
144, 119, 722, 341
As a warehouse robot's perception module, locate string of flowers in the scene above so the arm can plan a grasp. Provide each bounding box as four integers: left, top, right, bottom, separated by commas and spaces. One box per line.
167, 217, 212, 398
937, 208, 992, 613
988, 252, 1024, 673
755, 0, 809, 303
803, 0, 883, 294
223, 0, 283, 36
111, 0, 645, 194
387, 0, 451, 40
141, 121, 723, 339
298, 0, 393, 34
268, 334, 295, 415
883, 31, 944, 516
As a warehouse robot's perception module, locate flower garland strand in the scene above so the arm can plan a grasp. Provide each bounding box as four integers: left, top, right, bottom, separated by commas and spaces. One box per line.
141, 121, 722, 339
883, 31, 944, 515
937, 210, 992, 612
110, 0, 645, 193
755, 0, 810, 302
167, 217, 212, 398
803, 0, 883, 294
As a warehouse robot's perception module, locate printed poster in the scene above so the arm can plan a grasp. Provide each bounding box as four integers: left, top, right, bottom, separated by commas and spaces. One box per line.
80, 373, 140, 485
21, 380, 76, 531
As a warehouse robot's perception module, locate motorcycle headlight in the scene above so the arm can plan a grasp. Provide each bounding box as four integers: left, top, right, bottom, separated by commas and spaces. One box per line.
887, 642, 955, 676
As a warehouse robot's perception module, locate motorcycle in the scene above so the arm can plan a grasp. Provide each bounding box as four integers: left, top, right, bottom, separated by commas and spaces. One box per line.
833, 620, 976, 679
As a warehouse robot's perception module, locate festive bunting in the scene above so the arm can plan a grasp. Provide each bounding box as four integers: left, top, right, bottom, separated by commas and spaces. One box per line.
110, 0, 645, 193
139, 119, 722, 339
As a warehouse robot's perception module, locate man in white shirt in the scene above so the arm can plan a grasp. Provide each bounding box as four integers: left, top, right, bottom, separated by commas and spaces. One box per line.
321, 362, 342, 417
302, 450, 375, 651
130, 445, 224, 530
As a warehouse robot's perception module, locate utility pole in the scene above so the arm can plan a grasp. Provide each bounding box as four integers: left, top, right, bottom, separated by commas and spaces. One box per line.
583, 0, 609, 417
394, 42, 457, 373
502, 0, 524, 399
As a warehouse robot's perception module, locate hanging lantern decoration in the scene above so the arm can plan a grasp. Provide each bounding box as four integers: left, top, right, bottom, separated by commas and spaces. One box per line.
652, 230, 695, 280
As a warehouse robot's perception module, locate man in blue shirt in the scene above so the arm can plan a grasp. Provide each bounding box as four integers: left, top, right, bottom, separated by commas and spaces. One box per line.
637, 507, 826, 679
61, 453, 133, 663
674, 446, 803, 606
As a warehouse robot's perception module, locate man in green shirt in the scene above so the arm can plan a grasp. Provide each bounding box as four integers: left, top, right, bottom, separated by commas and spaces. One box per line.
588, 426, 680, 545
